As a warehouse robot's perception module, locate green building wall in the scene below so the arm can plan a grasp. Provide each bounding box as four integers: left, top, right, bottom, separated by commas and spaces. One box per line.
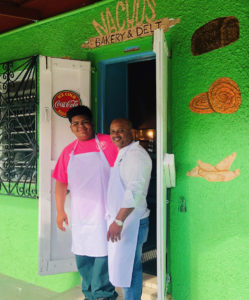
0, 0, 248, 298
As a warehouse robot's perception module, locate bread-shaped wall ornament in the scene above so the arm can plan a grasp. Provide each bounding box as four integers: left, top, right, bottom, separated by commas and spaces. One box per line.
189, 92, 215, 114
191, 16, 240, 56
208, 77, 241, 114
189, 77, 241, 114
186, 152, 240, 182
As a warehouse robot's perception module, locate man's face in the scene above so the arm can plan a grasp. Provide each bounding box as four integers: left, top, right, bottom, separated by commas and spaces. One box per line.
70, 115, 94, 141
110, 121, 133, 150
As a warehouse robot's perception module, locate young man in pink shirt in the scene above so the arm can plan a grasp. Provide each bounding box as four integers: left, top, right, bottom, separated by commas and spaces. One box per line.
52, 105, 118, 300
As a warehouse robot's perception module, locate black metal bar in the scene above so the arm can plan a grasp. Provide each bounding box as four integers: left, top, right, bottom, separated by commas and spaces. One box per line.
0, 55, 38, 198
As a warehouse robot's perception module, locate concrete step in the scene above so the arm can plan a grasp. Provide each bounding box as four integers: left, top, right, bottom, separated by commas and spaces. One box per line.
115, 274, 158, 300
142, 286, 157, 300
0, 272, 164, 300
142, 273, 157, 300
143, 273, 157, 289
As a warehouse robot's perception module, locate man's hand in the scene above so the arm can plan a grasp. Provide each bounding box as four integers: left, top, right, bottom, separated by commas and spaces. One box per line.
56, 211, 68, 231
55, 180, 68, 231
107, 221, 123, 242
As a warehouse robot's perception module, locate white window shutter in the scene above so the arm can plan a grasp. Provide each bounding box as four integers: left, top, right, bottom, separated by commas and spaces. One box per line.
38, 56, 91, 275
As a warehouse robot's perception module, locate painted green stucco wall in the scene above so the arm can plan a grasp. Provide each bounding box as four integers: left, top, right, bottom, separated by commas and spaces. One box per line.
0, 196, 80, 292
0, 0, 248, 298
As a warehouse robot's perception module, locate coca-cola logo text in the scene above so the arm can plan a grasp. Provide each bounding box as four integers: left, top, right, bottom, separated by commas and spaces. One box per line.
54, 99, 79, 108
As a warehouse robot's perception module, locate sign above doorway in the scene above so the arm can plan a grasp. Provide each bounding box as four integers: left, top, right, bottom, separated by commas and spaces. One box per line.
81, 0, 180, 49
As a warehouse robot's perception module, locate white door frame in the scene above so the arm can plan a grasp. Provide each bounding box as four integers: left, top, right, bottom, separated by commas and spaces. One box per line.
154, 28, 168, 300
97, 40, 168, 297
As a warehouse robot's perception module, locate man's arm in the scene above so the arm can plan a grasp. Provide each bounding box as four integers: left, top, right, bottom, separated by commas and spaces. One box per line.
107, 207, 134, 242
55, 180, 68, 231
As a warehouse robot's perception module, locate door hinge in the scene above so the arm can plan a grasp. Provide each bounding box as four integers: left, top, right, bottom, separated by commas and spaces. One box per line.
39, 258, 49, 273
91, 66, 97, 74
166, 273, 171, 284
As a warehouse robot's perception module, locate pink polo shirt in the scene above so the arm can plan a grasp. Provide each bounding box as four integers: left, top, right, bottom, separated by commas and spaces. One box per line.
52, 133, 118, 184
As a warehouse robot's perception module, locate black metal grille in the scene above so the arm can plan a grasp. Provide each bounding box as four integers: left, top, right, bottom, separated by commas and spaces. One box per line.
0, 56, 38, 198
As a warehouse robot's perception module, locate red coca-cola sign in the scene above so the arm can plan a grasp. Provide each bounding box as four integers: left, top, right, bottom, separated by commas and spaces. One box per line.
52, 90, 82, 118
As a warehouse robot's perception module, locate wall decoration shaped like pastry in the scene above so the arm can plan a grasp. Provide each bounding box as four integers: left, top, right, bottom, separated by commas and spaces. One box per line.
189, 77, 241, 114
186, 152, 240, 182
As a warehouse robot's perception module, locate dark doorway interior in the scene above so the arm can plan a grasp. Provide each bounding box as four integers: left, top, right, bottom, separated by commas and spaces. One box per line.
128, 60, 156, 129
128, 59, 157, 275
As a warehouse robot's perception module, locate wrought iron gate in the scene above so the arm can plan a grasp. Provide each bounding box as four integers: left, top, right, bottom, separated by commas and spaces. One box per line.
0, 56, 38, 198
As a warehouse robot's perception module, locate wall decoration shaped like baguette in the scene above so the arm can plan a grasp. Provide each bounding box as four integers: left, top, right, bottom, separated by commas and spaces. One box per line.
189, 77, 241, 114
186, 152, 240, 182
191, 16, 240, 56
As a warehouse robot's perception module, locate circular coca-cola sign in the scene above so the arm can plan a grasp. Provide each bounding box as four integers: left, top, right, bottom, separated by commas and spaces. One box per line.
52, 90, 82, 118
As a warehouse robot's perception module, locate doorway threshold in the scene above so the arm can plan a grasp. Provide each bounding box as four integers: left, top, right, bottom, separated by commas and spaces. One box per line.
116, 273, 157, 300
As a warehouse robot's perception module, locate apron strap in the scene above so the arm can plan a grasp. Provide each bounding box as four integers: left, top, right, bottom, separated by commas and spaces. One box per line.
71, 139, 79, 156
95, 135, 109, 168
70, 135, 108, 162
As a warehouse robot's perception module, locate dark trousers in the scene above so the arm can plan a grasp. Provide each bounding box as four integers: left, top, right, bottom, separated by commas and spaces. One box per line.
123, 217, 149, 300
75, 255, 118, 300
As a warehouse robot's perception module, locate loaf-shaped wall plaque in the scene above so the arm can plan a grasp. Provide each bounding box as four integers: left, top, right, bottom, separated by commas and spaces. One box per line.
191, 16, 240, 56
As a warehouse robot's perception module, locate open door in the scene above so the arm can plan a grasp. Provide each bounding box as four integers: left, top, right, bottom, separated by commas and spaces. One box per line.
98, 61, 129, 133
38, 56, 91, 275
154, 28, 168, 299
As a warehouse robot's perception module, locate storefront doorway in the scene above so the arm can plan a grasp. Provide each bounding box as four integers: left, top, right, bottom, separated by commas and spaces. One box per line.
98, 30, 168, 300
97, 53, 157, 275
128, 59, 157, 276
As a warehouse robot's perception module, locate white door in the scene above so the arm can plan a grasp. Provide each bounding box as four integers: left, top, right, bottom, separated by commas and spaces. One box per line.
154, 28, 168, 299
38, 56, 91, 275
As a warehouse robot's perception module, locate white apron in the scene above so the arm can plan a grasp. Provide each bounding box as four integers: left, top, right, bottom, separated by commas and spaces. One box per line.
67, 135, 110, 256
106, 144, 145, 287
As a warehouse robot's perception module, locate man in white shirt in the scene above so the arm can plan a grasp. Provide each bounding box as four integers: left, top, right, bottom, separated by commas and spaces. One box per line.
106, 118, 152, 300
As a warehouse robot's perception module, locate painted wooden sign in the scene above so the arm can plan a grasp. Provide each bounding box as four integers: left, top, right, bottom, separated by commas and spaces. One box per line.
81, 0, 180, 49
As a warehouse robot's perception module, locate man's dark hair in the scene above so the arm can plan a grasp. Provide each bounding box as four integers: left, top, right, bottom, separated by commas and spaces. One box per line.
66, 105, 92, 123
